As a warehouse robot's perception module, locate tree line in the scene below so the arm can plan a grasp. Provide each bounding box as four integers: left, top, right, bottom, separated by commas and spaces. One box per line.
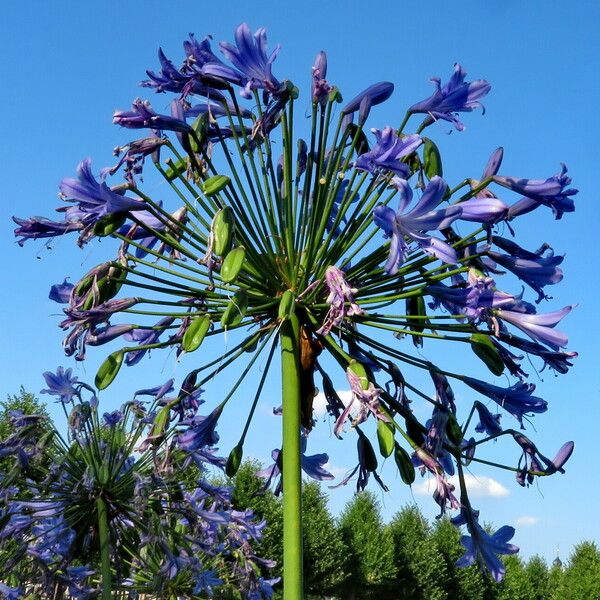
227, 461, 600, 600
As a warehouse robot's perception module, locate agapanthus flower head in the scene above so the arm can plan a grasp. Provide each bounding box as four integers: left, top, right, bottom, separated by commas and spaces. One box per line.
374, 176, 461, 274
409, 63, 491, 131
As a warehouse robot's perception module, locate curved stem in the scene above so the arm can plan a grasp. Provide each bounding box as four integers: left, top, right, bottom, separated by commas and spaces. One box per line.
280, 311, 303, 600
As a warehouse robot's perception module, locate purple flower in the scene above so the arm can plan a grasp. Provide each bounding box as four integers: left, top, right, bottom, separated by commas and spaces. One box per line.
312, 51, 332, 106
341, 81, 394, 126
409, 64, 491, 131
496, 305, 574, 350
498, 333, 577, 374
487, 237, 564, 302
333, 365, 388, 437
355, 127, 421, 177
300, 435, 334, 481
203, 23, 282, 99
473, 401, 502, 436
456, 521, 519, 581
59, 159, 146, 244
497, 164, 577, 220
41, 367, 79, 404
463, 377, 547, 426
109, 134, 166, 182
374, 176, 462, 274
457, 196, 508, 223
49, 278, 74, 304
177, 405, 223, 452
85, 324, 136, 347
103, 410, 123, 427
113, 98, 192, 134
123, 316, 175, 365
544, 441, 574, 475
0, 583, 23, 600
12, 216, 83, 246
482, 147, 504, 178
317, 266, 364, 336
413, 448, 460, 516
185, 100, 253, 120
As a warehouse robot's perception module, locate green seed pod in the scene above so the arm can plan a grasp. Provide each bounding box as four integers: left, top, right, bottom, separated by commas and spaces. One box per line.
394, 443, 416, 485
221, 290, 248, 328
446, 413, 464, 445
377, 419, 395, 458
220, 245, 246, 283
212, 206, 235, 256
347, 360, 369, 390
202, 174, 231, 197
93, 212, 127, 237
469, 333, 504, 376
181, 314, 211, 353
278, 290, 295, 321
423, 137, 443, 179
164, 158, 187, 181
95, 350, 124, 390
226, 444, 244, 477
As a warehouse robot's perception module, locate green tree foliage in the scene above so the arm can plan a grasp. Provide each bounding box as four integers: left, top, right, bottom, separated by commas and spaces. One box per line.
555, 541, 600, 599
338, 491, 396, 597
525, 555, 550, 600
430, 516, 495, 600
0, 387, 51, 476
301, 481, 349, 595
497, 555, 536, 600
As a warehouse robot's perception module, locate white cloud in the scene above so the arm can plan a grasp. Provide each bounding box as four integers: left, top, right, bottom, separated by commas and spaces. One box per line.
312, 390, 353, 418
515, 515, 540, 527
413, 473, 509, 499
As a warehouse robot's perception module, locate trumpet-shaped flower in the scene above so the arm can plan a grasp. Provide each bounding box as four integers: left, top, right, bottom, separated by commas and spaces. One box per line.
374, 176, 462, 274
409, 64, 491, 131
355, 127, 421, 177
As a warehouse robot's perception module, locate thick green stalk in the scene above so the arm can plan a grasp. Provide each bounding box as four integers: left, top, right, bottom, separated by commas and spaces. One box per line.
96, 496, 112, 600
280, 311, 303, 600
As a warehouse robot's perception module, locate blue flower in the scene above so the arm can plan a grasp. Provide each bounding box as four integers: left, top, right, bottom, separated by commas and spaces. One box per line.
341, 82, 394, 126
496, 305, 574, 350
409, 64, 491, 131
473, 401, 502, 436
49, 278, 74, 304
12, 216, 83, 246
113, 98, 192, 134
41, 367, 79, 404
373, 176, 462, 274
355, 127, 421, 177
456, 521, 519, 582
203, 23, 282, 99
498, 164, 578, 220
463, 377, 547, 426
177, 406, 223, 452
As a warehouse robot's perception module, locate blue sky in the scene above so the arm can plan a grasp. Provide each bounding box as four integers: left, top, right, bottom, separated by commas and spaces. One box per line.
2, 0, 600, 564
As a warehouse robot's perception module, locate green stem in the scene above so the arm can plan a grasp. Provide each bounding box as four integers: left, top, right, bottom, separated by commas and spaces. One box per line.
96, 496, 112, 599
280, 311, 303, 600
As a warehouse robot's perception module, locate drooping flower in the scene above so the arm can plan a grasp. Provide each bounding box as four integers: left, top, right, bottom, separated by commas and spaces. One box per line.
473, 401, 502, 436
373, 176, 462, 275
355, 127, 421, 177
113, 98, 192, 134
456, 520, 519, 582
486, 237, 564, 302
177, 405, 223, 452
317, 266, 364, 336
49, 278, 74, 304
497, 164, 578, 220
12, 215, 83, 246
41, 367, 79, 404
123, 316, 175, 366
497, 333, 577, 374
463, 377, 547, 426
496, 305, 574, 350
408, 64, 491, 131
